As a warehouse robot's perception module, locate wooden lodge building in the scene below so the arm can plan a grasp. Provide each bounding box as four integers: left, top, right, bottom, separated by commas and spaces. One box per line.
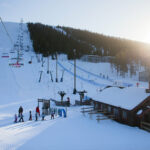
89, 87, 150, 131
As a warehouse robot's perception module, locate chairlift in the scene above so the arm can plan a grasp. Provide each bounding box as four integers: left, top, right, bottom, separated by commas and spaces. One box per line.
10, 51, 15, 53
11, 57, 23, 60
28, 61, 32, 64
1, 53, 9, 58
9, 61, 24, 67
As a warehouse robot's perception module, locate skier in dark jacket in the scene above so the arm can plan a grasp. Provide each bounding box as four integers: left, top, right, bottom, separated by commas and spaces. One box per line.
18, 106, 23, 117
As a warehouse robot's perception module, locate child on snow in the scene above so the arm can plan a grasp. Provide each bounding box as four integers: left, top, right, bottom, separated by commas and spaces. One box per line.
51, 111, 54, 119
29, 111, 32, 121
36, 106, 40, 116
41, 112, 45, 121
14, 114, 18, 123
35, 112, 38, 121
67, 97, 70, 107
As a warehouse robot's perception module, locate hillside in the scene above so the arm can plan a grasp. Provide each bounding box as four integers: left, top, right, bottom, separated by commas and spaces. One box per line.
28, 23, 150, 77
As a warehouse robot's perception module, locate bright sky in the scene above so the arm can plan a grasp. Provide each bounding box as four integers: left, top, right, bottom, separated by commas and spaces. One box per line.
1, 0, 150, 43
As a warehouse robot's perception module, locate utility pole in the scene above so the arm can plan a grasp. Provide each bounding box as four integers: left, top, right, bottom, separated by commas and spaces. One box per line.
60, 70, 64, 82
39, 71, 43, 83
41, 56, 45, 67
47, 53, 49, 74
73, 49, 77, 94
50, 71, 53, 82
55, 52, 58, 82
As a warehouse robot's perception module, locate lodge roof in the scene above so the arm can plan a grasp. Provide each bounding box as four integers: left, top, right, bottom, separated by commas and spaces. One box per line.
90, 87, 150, 110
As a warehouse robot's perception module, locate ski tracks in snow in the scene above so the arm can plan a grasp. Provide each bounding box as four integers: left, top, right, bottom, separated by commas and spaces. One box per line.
0, 116, 62, 150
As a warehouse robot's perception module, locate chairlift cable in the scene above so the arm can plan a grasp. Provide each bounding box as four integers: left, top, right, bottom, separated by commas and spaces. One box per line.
0, 17, 13, 44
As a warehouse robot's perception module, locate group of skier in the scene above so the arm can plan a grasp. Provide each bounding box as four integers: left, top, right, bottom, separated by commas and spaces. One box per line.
14, 106, 55, 123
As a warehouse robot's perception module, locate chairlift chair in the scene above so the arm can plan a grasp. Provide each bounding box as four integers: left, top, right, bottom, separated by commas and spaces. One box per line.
10, 51, 15, 53
1, 53, 9, 58
11, 57, 23, 60
9, 61, 24, 67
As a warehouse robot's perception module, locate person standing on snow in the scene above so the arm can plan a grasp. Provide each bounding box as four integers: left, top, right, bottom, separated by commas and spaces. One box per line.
18, 106, 23, 117
36, 106, 40, 116
41, 112, 45, 121
136, 82, 139, 87
67, 97, 70, 107
35, 112, 38, 121
51, 111, 54, 119
14, 114, 18, 123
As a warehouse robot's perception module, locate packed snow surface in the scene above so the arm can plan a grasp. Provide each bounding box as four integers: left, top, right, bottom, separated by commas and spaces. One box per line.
0, 22, 150, 150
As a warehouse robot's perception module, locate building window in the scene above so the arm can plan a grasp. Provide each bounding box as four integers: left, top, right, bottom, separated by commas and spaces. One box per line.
100, 104, 103, 110
108, 106, 111, 112
95, 103, 99, 109
122, 111, 127, 120
113, 108, 119, 116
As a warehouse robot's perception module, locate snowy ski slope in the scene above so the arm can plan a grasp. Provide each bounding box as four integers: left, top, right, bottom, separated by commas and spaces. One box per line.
0, 22, 150, 150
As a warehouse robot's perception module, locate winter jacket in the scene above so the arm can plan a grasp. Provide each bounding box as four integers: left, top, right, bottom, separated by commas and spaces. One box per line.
19, 107, 23, 114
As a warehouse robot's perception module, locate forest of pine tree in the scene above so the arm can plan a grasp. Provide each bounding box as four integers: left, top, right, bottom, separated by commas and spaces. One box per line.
28, 23, 92, 59
28, 23, 150, 76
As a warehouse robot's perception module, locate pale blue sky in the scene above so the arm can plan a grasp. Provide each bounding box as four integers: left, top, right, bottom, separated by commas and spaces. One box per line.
1, 0, 150, 43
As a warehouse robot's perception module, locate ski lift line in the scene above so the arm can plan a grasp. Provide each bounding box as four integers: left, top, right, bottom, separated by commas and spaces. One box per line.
69, 61, 133, 87
0, 17, 13, 44
57, 61, 107, 87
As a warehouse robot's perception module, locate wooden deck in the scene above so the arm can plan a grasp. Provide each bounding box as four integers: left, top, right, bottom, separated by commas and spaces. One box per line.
81, 107, 115, 122
141, 121, 150, 132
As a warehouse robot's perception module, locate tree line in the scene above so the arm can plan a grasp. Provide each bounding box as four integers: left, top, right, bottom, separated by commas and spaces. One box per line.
28, 23, 92, 59
28, 23, 150, 76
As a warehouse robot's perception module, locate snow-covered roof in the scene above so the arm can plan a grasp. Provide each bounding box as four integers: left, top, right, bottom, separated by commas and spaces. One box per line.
91, 87, 150, 110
